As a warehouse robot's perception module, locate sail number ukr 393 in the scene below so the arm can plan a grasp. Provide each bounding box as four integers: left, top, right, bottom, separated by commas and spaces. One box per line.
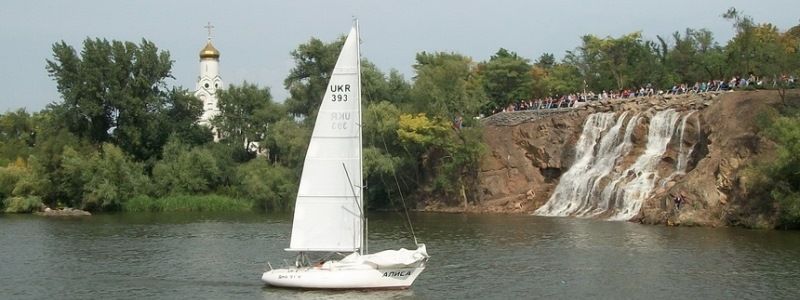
330, 84, 351, 102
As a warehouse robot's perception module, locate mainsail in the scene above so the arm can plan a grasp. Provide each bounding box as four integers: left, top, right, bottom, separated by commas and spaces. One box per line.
288, 26, 363, 252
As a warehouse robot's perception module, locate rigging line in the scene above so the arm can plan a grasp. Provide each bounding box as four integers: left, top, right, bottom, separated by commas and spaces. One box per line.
361, 87, 419, 247
343, 162, 364, 254
383, 137, 419, 245
342, 162, 363, 217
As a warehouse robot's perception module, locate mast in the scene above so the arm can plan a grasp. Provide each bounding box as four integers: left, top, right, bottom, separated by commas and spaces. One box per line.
355, 18, 366, 256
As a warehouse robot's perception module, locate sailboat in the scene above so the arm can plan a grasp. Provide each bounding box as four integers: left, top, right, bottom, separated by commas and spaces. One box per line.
261, 21, 429, 289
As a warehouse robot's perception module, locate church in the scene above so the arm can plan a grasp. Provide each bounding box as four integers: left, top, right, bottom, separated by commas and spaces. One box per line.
192, 24, 264, 154
195, 23, 223, 141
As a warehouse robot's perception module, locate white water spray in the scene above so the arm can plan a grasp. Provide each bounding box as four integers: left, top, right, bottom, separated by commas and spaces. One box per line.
535, 109, 700, 221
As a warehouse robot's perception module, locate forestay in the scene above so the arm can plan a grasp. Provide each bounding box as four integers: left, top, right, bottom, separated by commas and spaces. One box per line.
288, 27, 363, 252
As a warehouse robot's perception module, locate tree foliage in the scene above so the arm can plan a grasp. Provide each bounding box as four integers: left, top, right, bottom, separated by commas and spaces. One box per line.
747, 107, 800, 229
233, 159, 296, 211
46, 38, 207, 161
411, 52, 486, 118
480, 48, 534, 111
151, 137, 223, 196
3, 10, 800, 215
284, 36, 345, 119
213, 82, 280, 161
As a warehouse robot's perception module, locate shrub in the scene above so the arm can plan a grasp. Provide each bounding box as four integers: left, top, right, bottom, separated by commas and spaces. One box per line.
233, 159, 296, 211
151, 138, 223, 196
59, 144, 150, 211
3, 196, 42, 213
0, 160, 27, 199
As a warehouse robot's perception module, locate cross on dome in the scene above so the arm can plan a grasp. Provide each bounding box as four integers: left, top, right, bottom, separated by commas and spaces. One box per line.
204, 22, 215, 41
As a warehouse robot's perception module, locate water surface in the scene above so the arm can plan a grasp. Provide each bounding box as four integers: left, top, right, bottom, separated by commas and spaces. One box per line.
1, 212, 799, 299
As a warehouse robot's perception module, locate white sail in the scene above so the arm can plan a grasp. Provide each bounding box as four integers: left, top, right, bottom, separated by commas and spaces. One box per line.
288, 26, 363, 252
263, 23, 427, 290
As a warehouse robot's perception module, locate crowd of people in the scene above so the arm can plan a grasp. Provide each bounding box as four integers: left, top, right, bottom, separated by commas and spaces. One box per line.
492, 74, 797, 115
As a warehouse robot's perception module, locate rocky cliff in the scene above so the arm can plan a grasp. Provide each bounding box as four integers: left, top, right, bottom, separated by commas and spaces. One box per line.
463, 90, 796, 227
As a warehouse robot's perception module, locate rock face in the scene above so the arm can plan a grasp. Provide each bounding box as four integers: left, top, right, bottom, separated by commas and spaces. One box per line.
473, 90, 792, 227
35, 207, 92, 217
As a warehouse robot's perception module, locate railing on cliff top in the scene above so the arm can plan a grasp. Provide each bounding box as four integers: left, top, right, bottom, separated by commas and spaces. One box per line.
482, 90, 735, 126
482, 107, 575, 126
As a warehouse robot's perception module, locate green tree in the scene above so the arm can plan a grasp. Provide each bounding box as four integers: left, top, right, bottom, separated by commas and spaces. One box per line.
566, 32, 661, 91
411, 52, 486, 117
151, 137, 223, 196
263, 118, 309, 169
55, 143, 149, 211
46, 38, 201, 161
479, 48, 534, 112
748, 108, 800, 228
284, 36, 346, 119
0, 109, 35, 166
233, 159, 296, 211
723, 7, 758, 76
15, 108, 90, 207
213, 82, 281, 161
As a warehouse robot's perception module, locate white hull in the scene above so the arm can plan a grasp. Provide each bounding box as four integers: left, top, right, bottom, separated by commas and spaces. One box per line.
262, 263, 426, 289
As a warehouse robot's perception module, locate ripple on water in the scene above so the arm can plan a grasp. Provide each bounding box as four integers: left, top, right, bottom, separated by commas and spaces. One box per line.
1, 212, 799, 299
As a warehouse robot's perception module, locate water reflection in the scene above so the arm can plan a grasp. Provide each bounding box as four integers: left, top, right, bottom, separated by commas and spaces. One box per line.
262, 286, 415, 300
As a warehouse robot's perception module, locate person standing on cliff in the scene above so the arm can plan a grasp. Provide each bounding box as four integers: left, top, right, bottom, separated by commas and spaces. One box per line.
674, 192, 688, 210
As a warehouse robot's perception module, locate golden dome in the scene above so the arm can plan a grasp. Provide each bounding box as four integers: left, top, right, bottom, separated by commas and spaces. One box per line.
199, 41, 220, 59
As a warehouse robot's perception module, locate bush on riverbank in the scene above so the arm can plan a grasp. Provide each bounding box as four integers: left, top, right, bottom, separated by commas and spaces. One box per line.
3, 196, 43, 213
123, 194, 252, 212
745, 101, 800, 229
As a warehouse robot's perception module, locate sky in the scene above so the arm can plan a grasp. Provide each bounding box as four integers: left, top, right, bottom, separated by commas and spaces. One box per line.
1, 0, 797, 112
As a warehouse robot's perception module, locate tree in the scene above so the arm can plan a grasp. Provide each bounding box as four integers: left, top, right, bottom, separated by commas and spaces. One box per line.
46, 38, 200, 161
162, 88, 213, 148
748, 109, 800, 229
263, 118, 309, 169
284, 36, 346, 119
566, 32, 660, 91
58, 143, 149, 211
411, 51, 486, 118
723, 7, 758, 76
535, 53, 556, 69
480, 48, 534, 112
213, 82, 280, 161
233, 159, 296, 211
723, 8, 800, 103
0, 109, 35, 166
151, 137, 223, 195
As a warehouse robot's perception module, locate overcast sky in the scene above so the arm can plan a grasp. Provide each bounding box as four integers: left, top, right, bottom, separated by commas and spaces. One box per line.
1, 0, 797, 112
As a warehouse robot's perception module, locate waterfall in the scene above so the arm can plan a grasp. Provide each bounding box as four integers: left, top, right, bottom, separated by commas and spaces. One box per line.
584, 113, 640, 217
535, 112, 635, 216
604, 110, 680, 220
535, 109, 693, 221
675, 111, 696, 173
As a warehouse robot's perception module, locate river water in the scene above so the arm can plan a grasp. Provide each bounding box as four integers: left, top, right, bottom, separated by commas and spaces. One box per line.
1, 212, 799, 299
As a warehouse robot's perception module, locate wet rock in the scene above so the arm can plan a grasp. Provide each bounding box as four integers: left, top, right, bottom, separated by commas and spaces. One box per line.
466, 90, 793, 228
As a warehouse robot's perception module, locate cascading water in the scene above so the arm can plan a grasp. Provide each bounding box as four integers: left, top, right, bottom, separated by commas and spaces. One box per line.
533, 113, 614, 216
604, 110, 680, 220
535, 109, 699, 221
584, 113, 641, 217
674, 111, 696, 173
534, 112, 638, 216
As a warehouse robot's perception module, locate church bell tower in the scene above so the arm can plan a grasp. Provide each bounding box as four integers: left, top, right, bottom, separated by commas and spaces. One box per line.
196, 22, 223, 140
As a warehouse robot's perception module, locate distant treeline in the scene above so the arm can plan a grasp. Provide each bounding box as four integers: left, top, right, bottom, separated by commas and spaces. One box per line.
1, 8, 798, 215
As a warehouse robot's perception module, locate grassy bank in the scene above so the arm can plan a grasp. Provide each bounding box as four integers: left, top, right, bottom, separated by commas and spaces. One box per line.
123, 195, 253, 212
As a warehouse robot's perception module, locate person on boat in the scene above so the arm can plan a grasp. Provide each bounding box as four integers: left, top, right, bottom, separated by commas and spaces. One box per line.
313, 259, 324, 268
